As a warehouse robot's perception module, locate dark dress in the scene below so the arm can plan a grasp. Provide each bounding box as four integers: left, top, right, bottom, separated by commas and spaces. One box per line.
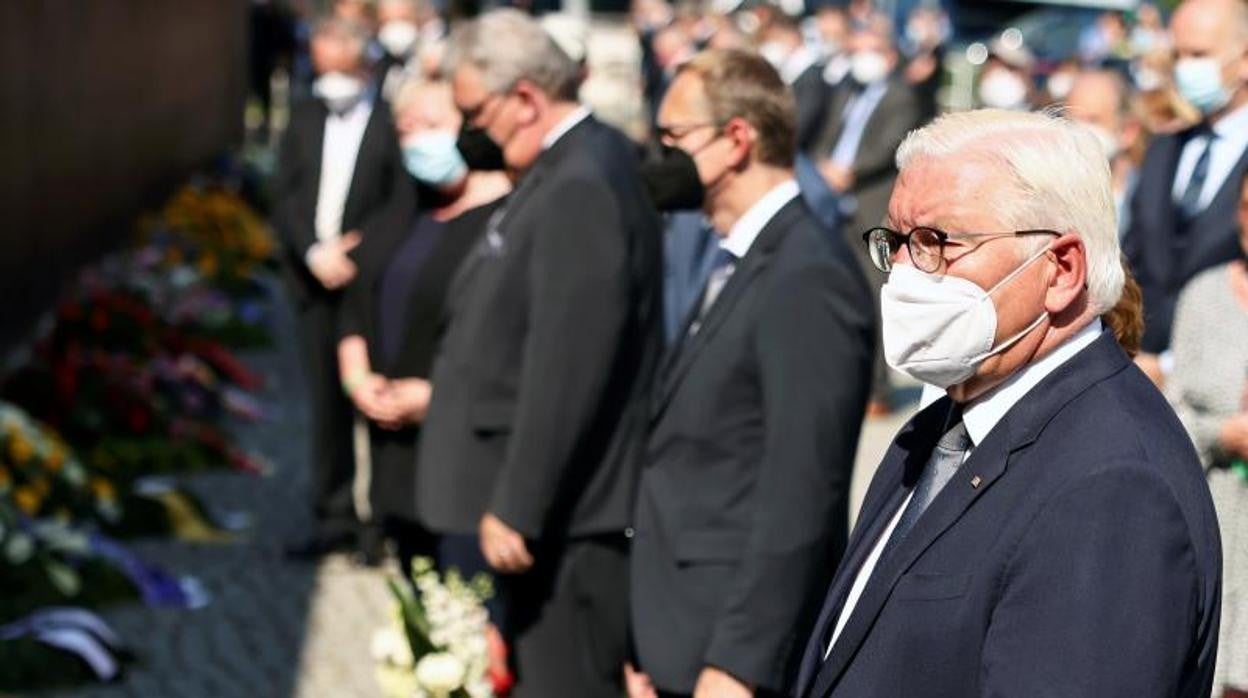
338, 196, 504, 541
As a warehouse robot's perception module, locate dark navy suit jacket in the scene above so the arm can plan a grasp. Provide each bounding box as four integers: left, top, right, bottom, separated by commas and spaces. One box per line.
795, 331, 1222, 698
1124, 126, 1248, 353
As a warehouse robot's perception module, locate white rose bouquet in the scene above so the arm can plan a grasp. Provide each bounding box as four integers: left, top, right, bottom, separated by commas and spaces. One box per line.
373, 558, 510, 698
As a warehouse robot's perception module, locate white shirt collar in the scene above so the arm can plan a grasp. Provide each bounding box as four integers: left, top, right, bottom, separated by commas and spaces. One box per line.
1211, 101, 1248, 140
719, 179, 800, 259
961, 319, 1103, 448
779, 45, 819, 85
542, 105, 592, 150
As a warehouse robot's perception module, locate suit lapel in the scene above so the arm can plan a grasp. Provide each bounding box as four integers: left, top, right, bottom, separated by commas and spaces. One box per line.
795, 399, 951, 695
652, 201, 801, 419
1179, 143, 1248, 278
810, 333, 1132, 696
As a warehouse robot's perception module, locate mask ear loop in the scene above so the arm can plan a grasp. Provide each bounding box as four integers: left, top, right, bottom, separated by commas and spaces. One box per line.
972, 243, 1056, 362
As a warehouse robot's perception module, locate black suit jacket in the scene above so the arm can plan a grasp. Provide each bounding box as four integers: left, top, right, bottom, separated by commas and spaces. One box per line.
792, 63, 831, 154
631, 197, 875, 694
794, 331, 1222, 698
271, 97, 415, 306
1124, 127, 1248, 353
416, 115, 663, 540
809, 78, 925, 240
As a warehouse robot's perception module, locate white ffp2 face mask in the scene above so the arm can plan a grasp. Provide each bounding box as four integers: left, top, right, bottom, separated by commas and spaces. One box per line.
880, 246, 1050, 388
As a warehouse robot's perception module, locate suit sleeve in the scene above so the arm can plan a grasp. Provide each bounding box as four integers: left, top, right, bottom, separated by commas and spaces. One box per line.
703, 261, 875, 691
271, 112, 319, 262
488, 177, 631, 539
980, 466, 1201, 697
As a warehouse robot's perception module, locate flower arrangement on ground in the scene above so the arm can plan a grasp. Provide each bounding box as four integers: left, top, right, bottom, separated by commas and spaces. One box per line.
373, 558, 513, 698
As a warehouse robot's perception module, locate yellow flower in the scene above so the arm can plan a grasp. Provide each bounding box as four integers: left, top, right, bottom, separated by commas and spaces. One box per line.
44, 447, 65, 474
90, 476, 116, 502
30, 476, 50, 498
14, 485, 42, 515
197, 253, 220, 277
8, 435, 33, 464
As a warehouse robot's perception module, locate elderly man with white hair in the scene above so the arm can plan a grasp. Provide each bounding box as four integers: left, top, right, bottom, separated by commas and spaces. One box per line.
793, 109, 1222, 698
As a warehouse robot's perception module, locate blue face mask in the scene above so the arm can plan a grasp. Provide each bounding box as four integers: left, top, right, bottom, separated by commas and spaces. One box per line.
1173, 57, 1232, 115
402, 131, 468, 187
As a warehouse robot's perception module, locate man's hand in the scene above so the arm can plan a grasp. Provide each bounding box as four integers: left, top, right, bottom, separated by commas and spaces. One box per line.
693, 667, 752, 698
818, 161, 855, 193
349, 372, 391, 418
480, 512, 534, 574
307, 231, 362, 290
373, 378, 433, 430
1220, 413, 1248, 459
625, 663, 658, 698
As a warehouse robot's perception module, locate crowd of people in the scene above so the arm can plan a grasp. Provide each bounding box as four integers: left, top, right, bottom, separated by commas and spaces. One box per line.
261, 0, 1248, 695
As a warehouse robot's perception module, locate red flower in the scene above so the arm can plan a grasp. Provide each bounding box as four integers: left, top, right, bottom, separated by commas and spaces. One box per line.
59, 302, 83, 321
89, 308, 110, 333
127, 406, 151, 433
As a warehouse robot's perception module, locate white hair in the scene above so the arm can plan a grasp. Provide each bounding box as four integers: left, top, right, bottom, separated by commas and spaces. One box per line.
442, 9, 581, 101
896, 108, 1125, 315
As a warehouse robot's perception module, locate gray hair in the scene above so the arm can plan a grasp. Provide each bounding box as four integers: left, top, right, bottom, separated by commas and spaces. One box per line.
442, 9, 581, 101
896, 108, 1125, 315
312, 16, 370, 63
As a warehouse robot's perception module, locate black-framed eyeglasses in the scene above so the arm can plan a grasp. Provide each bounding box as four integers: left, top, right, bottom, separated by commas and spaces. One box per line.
655, 121, 718, 144
862, 226, 1061, 274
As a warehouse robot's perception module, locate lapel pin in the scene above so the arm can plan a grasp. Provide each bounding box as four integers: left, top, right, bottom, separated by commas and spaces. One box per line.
970, 476, 983, 489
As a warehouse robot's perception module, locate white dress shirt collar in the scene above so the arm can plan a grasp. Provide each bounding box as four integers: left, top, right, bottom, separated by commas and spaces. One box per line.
1211, 101, 1248, 140
719, 179, 800, 259
542, 105, 592, 150
961, 319, 1104, 448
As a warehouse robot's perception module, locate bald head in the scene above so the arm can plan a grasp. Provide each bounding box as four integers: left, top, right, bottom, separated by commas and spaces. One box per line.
1172, 0, 1248, 59
1067, 70, 1129, 131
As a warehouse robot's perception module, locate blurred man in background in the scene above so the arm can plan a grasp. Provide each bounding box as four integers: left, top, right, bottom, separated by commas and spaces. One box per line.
416, 9, 662, 696
758, 14, 829, 152
1066, 69, 1147, 240
1125, 0, 1248, 386
272, 17, 413, 559
810, 21, 924, 416
630, 48, 874, 698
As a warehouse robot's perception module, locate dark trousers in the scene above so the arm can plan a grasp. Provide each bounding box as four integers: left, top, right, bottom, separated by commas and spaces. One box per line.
295, 295, 357, 529
507, 535, 631, 698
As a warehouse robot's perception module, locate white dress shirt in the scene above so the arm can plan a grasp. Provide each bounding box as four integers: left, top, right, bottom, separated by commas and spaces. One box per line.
720, 179, 800, 260
542, 105, 592, 150
1170, 102, 1248, 212
313, 99, 373, 246
826, 319, 1104, 657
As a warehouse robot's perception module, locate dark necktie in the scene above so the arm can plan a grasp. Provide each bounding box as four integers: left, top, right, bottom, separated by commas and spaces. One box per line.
1178, 128, 1216, 221
688, 248, 737, 336
879, 411, 972, 558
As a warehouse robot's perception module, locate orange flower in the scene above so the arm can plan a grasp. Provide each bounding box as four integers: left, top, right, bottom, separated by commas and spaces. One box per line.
90, 476, 116, 502
14, 485, 42, 515
7, 435, 33, 464
0, 465, 11, 492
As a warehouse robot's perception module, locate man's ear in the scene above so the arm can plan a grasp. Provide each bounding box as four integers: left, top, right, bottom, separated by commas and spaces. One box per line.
511, 80, 544, 126
722, 116, 756, 171
1044, 233, 1088, 316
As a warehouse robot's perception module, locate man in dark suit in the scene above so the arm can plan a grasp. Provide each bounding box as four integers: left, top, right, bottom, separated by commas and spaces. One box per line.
628, 49, 875, 698
795, 109, 1221, 698
759, 15, 830, 153
809, 24, 926, 414
272, 16, 413, 555
416, 10, 662, 696
1124, 0, 1248, 385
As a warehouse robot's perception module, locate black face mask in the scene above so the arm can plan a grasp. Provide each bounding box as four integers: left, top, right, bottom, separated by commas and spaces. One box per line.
639, 144, 706, 212
456, 123, 507, 172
